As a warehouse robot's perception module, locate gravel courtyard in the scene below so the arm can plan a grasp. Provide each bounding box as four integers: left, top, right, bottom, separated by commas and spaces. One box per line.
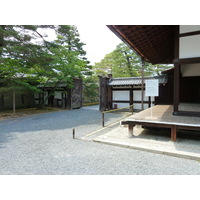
0, 105, 200, 175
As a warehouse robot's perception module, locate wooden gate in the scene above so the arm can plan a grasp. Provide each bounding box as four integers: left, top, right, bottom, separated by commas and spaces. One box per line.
71, 79, 83, 109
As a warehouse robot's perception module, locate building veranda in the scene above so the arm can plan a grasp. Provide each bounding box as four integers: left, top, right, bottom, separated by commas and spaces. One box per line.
107, 25, 200, 141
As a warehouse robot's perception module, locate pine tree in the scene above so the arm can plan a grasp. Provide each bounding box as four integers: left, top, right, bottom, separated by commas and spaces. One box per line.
0, 25, 91, 109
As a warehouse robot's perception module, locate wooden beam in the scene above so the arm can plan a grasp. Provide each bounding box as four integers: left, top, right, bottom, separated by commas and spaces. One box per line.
179, 30, 200, 37
130, 87, 133, 106
174, 57, 200, 64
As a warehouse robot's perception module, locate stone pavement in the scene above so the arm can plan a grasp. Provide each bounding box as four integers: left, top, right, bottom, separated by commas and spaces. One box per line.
82, 123, 200, 161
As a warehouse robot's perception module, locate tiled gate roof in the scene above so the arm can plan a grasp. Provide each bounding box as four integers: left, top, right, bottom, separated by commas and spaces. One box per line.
108, 75, 167, 86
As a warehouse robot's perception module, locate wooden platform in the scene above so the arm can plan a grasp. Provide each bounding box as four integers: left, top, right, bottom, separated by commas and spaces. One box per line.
121, 105, 200, 141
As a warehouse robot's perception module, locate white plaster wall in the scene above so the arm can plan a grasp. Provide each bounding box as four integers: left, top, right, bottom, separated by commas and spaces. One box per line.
112, 103, 129, 109
180, 25, 200, 34
113, 90, 129, 101
133, 90, 148, 101
181, 63, 200, 77
133, 103, 149, 110
179, 35, 200, 58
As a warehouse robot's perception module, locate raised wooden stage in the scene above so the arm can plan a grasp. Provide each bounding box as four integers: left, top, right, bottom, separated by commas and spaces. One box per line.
121, 105, 200, 141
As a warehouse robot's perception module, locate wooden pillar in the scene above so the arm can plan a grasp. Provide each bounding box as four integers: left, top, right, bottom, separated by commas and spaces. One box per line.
148, 96, 151, 108
171, 125, 177, 142
173, 63, 180, 114
141, 59, 145, 110
130, 86, 133, 111
173, 25, 180, 115
107, 86, 112, 109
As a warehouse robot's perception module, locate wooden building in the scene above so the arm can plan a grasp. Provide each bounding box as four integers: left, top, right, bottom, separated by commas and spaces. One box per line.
35, 79, 83, 109
99, 74, 168, 111
107, 25, 200, 141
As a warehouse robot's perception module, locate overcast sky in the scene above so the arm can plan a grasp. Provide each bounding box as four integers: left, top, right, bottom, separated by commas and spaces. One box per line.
77, 25, 122, 65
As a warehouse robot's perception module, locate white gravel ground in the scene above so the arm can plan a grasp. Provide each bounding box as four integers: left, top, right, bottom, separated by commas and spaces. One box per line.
0, 105, 200, 175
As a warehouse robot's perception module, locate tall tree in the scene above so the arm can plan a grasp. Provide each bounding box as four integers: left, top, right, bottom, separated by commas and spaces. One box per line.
93, 43, 171, 77
0, 25, 91, 109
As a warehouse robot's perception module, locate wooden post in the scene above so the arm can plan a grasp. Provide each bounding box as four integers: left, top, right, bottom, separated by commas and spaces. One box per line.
102, 112, 105, 127
171, 125, 177, 142
173, 25, 180, 115
173, 63, 180, 114
141, 59, 145, 110
73, 128, 75, 139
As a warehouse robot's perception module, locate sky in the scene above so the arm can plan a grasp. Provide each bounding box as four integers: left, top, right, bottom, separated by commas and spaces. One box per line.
76, 25, 122, 65
44, 25, 122, 66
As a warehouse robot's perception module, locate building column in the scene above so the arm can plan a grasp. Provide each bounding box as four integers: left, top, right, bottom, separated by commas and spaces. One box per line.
173, 63, 180, 114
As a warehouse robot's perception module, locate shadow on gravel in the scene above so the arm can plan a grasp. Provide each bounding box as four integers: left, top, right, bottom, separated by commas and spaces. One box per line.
0, 105, 129, 146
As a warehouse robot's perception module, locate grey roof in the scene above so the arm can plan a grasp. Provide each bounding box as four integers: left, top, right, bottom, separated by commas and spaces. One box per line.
108, 75, 168, 86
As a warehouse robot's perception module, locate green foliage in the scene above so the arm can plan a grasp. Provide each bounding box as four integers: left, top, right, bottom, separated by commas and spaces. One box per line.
0, 25, 91, 107
83, 76, 99, 103
93, 43, 171, 78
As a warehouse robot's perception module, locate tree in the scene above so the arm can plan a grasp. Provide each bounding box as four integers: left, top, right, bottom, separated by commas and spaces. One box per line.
83, 76, 99, 103
0, 25, 91, 109
93, 43, 171, 77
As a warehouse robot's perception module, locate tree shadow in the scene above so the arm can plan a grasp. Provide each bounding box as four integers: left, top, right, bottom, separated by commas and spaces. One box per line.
0, 106, 127, 147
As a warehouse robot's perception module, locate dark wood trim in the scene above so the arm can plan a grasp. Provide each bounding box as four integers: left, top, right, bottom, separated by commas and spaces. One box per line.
111, 87, 142, 91
173, 110, 200, 117
112, 100, 130, 103
141, 59, 145, 110
130, 87, 133, 106
174, 25, 179, 60
173, 25, 180, 114
173, 64, 180, 113
148, 96, 151, 108
173, 57, 200, 64
179, 30, 200, 37
112, 100, 154, 104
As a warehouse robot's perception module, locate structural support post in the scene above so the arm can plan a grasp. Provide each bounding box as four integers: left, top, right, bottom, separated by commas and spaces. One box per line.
102, 112, 105, 127
173, 25, 180, 115
171, 125, 177, 142
130, 86, 133, 113
141, 59, 145, 110
173, 63, 180, 114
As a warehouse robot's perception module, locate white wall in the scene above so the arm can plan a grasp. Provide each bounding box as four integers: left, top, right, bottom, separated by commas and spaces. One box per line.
179, 25, 200, 59
134, 103, 149, 110
133, 90, 148, 101
113, 91, 129, 101
179, 35, 200, 58
180, 25, 200, 34
112, 90, 154, 110
112, 103, 129, 109
181, 63, 200, 77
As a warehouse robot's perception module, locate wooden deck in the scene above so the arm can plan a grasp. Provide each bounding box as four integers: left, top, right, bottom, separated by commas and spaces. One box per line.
121, 105, 200, 141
